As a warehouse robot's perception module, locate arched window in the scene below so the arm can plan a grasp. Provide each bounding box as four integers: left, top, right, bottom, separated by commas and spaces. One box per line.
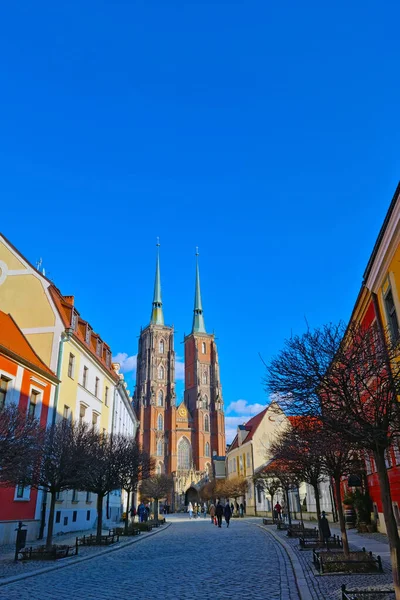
177, 437, 191, 470
157, 413, 163, 431
204, 414, 209, 432
204, 395, 209, 410
205, 442, 210, 457
158, 365, 164, 380
202, 342, 206, 354
157, 439, 163, 456
202, 371, 208, 385
159, 339, 164, 354
157, 390, 164, 407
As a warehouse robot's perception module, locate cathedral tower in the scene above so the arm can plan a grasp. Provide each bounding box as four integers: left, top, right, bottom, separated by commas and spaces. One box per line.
134, 244, 175, 474
183, 251, 226, 471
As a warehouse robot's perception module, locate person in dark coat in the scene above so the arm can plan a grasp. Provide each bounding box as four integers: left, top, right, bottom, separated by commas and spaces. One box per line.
215, 501, 224, 528
224, 502, 232, 527
320, 511, 331, 548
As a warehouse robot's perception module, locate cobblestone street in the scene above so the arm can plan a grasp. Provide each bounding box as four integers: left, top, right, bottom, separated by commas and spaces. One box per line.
0, 517, 299, 600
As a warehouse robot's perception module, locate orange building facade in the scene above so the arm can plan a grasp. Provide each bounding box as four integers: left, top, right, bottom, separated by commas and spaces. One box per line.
0, 311, 58, 544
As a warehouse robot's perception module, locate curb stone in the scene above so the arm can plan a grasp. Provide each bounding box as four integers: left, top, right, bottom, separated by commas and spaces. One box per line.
0, 522, 171, 588
254, 524, 314, 600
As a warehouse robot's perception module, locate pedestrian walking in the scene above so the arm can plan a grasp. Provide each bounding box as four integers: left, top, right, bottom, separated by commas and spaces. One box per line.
224, 502, 232, 527
130, 505, 136, 522
138, 502, 145, 523
243, 499, 246, 515
239, 502, 244, 518
320, 511, 331, 549
235, 501, 239, 516
188, 501, 193, 519
215, 500, 224, 528
197, 503, 201, 518
274, 502, 282, 521
209, 502, 216, 524
203, 502, 207, 518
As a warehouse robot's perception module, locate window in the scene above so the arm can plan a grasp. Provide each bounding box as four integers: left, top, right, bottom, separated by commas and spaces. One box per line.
385, 288, 400, 343
204, 414, 209, 432
56, 491, 63, 501
158, 365, 164, 380
202, 342, 206, 354
105, 350, 111, 367
203, 395, 209, 409
157, 439, 163, 456
247, 453, 251, 468
95, 377, 100, 397
16, 484, 24, 498
64, 516, 68, 526
56, 511, 61, 524
257, 485, 262, 504
67, 353, 75, 378
72, 490, 78, 502
239, 455, 243, 472
85, 325, 91, 344
71, 311, 77, 330
63, 405, 70, 420
159, 340, 165, 354
202, 371, 208, 385
28, 390, 40, 419
96, 339, 102, 356
394, 443, 400, 465
177, 437, 191, 470
157, 414, 163, 431
82, 366, 88, 388
86, 491, 92, 503
157, 390, 164, 407
105, 386, 109, 406
79, 404, 86, 423
233, 459, 236, 472
86, 510, 91, 521
73, 511, 77, 523
205, 442, 210, 457
0, 376, 10, 409
92, 412, 99, 426
385, 449, 393, 468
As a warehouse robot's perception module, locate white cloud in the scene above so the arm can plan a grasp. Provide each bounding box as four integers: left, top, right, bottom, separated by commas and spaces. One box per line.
226, 399, 266, 416
112, 353, 137, 373
175, 358, 185, 381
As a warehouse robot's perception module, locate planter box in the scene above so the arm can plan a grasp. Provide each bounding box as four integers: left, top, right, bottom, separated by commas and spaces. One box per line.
313, 549, 383, 575
341, 584, 394, 599
299, 535, 342, 550
19, 544, 77, 561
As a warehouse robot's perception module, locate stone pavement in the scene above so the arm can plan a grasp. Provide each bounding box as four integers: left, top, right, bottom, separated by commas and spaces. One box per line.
256, 519, 395, 600
0, 515, 300, 600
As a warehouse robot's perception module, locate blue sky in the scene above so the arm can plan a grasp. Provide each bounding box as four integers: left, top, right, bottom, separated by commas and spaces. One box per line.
1, 1, 400, 441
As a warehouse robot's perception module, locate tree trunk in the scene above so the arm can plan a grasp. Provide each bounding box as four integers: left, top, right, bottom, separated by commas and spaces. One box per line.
154, 498, 159, 523
45, 490, 56, 551
124, 489, 131, 535
96, 493, 104, 543
334, 475, 350, 557
375, 448, 400, 600
285, 488, 292, 527
298, 487, 304, 529
313, 483, 323, 541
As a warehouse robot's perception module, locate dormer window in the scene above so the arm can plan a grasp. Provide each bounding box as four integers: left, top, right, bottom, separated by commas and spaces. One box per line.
96, 339, 102, 356
71, 311, 77, 330
85, 325, 91, 344
105, 350, 111, 367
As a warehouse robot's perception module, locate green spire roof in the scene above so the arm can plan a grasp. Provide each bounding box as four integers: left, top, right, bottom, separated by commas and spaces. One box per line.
192, 249, 206, 333
151, 241, 164, 325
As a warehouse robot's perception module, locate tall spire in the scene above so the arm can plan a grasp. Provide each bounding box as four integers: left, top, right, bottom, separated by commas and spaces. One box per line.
150, 238, 164, 325
192, 247, 206, 333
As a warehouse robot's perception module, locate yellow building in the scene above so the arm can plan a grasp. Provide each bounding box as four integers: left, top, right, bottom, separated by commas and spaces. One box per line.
0, 233, 138, 533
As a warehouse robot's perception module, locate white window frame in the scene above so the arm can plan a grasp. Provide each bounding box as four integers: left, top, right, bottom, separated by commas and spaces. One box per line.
14, 484, 30, 501
28, 387, 42, 421
67, 353, 75, 379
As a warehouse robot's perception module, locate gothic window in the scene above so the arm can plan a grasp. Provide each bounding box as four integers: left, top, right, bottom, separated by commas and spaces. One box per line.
159, 339, 165, 354
157, 413, 163, 431
205, 442, 210, 457
204, 394, 209, 409
202, 342, 206, 354
177, 437, 191, 470
158, 365, 164, 380
202, 370, 208, 385
204, 414, 209, 432
157, 439, 163, 456
157, 390, 164, 407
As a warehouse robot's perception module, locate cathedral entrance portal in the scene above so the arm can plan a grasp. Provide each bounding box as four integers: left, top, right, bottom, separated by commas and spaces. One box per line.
185, 487, 199, 505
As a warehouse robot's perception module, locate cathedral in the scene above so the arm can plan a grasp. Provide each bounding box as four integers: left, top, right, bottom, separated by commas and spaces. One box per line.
133, 248, 226, 509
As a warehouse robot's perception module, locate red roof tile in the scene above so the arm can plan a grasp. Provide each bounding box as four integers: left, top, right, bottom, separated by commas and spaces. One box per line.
0, 311, 57, 380
228, 408, 268, 450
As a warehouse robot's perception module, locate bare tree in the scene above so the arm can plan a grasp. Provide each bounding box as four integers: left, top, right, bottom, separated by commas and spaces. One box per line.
120, 441, 153, 533
29, 419, 92, 550
0, 403, 43, 485
253, 475, 280, 518
199, 480, 216, 502
140, 474, 174, 523
266, 321, 400, 597
84, 432, 130, 542
261, 459, 299, 527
